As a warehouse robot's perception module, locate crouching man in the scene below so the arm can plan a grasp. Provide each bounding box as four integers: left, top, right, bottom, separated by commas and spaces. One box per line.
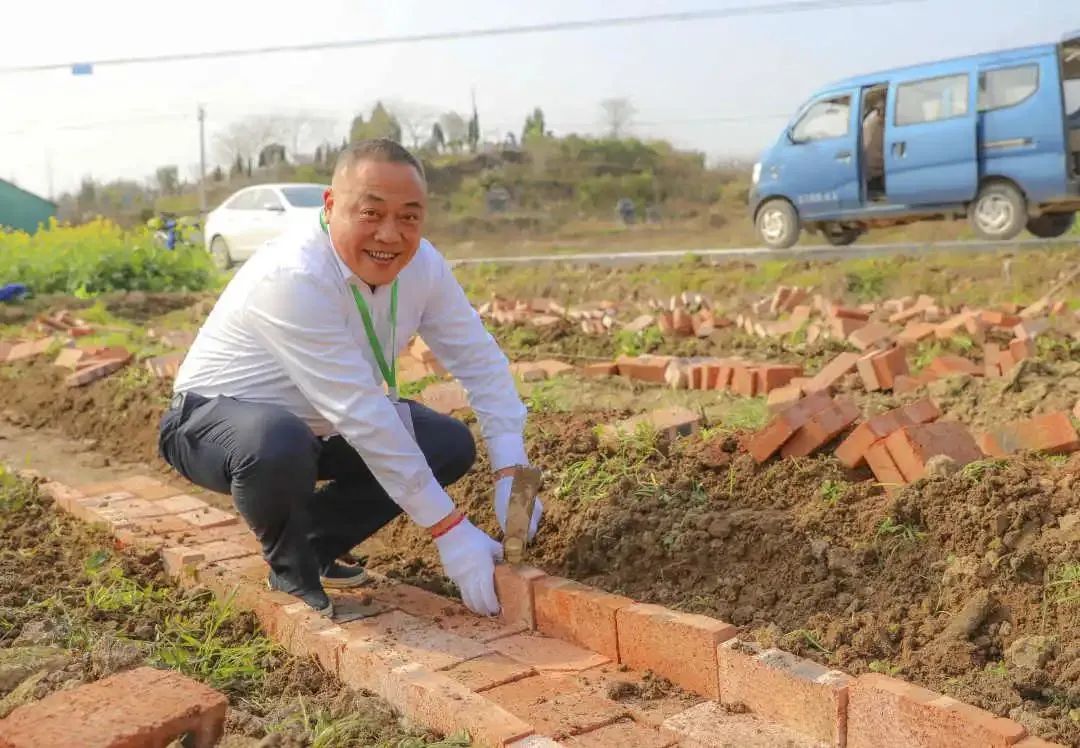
158, 139, 542, 617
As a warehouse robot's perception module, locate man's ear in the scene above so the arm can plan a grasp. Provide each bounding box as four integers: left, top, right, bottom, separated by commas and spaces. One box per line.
323, 187, 334, 216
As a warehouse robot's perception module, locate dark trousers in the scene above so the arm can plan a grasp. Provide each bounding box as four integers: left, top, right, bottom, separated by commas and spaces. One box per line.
158, 392, 476, 595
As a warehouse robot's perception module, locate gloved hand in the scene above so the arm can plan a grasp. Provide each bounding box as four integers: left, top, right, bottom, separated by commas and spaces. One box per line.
434, 518, 503, 616
494, 475, 543, 541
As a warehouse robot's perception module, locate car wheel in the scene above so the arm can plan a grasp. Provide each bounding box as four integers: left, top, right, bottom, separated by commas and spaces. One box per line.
970, 182, 1026, 241
1026, 212, 1075, 239
210, 236, 233, 270
822, 223, 861, 247
756, 200, 800, 249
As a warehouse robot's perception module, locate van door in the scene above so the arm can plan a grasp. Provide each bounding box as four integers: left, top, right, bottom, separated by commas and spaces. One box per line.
782, 91, 860, 217
885, 71, 978, 205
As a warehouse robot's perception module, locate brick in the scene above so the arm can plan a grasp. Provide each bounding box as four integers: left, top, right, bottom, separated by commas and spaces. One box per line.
830, 305, 870, 321
533, 577, 633, 662
370, 623, 492, 672
981, 310, 1023, 328
421, 381, 471, 414
856, 351, 882, 391
0, 666, 226, 748
145, 352, 185, 379
1014, 737, 1069, 747
616, 603, 735, 698
780, 397, 860, 458
565, 718, 675, 747
892, 375, 922, 394
38, 481, 86, 513
598, 407, 701, 446
5, 338, 54, 362
485, 675, 625, 740
847, 673, 1027, 748
747, 391, 834, 463
1009, 337, 1037, 362
177, 506, 239, 529
368, 580, 527, 642
884, 422, 984, 483
583, 363, 617, 378
52, 347, 86, 369
385, 664, 536, 747
755, 364, 802, 394
928, 355, 982, 378
163, 546, 207, 578
491, 633, 609, 672
871, 346, 909, 390
507, 738, 566, 748
902, 397, 942, 425
691, 309, 716, 337
130, 514, 194, 535
104, 497, 174, 520
898, 321, 937, 346
977, 411, 1080, 457
1013, 318, 1049, 340
189, 539, 257, 564
661, 701, 824, 748
717, 639, 851, 747
804, 352, 860, 394
614, 355, 671, 384
935, 313, 984, 341
64, 356, 129, 387
835, 410, 908, 469
116, 475, 183, 500
730, 366, 758, 397
766, 382, 803, 413
672, 308, 693, 335
444, 652, 536, 692
848, 322, 894, 351
495, 564, 546, 630
831, 316, 866, 338
866, 441, 907, 493
512, 362, 549, 382
152, 494, 210, 514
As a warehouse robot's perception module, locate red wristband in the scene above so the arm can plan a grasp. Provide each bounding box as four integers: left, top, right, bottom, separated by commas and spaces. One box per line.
430, 511, 465, 539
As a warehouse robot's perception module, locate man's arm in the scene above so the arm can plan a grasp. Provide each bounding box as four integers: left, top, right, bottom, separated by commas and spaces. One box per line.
416, 251, 528, 472
244, 268, 454, 527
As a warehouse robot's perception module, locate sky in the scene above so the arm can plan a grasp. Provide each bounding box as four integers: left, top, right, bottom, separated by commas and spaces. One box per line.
1, 0, 1078, 198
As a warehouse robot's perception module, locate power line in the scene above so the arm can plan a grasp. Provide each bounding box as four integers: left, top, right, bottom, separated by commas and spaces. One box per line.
0, 0, 924, 74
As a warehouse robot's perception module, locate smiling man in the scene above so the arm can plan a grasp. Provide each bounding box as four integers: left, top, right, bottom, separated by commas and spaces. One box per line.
158, 139, 542, 617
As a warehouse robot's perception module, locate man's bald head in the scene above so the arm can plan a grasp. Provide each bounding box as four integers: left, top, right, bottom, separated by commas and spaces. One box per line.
332, 139, 426, 187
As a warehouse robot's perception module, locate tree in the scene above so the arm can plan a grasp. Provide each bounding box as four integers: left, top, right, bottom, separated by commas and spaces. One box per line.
258, 143, 288, 168
438, 112, 467, 152
425, 122, 446, 153
350, 102, 402, 143
385, 101, 439, 149
467, 106, 480, 153
522, 107, 546, 144
214, 116, 286, 168
154, 166, 179, 195
600, 98, 636, 138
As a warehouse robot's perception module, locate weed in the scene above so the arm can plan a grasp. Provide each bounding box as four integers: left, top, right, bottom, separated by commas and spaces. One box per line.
558, 425, 660, 505
876, 517, 926, 545
716, 396, 770, 432
819, 479, 848, 507
1043, 454, 1069, 468
984, 661, 1009, 678
948, 334, 975, 353
961, 459, 1007, 481
398, 375, 441, 400
84, 563, 169, 614
0, 467, 30, 512
1046, 563, 1080, 606
912, 342, 945, 371
525, 379, 562, 413
782, 628, 833, 656
868, 660, 903, 676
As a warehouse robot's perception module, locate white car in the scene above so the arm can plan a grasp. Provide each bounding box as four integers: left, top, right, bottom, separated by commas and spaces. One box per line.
204, 183, 327, 269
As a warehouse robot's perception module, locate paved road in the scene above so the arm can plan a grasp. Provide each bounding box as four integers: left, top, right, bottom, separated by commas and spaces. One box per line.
448, 236, 1079, 267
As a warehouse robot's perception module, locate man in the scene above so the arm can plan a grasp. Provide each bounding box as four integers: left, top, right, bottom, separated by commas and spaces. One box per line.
159, 139, 543, 618
862, 93, 885, 195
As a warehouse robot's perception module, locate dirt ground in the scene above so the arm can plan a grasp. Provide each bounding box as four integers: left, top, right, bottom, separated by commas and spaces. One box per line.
1, 249, 1078, 745
0, 474, 468, 747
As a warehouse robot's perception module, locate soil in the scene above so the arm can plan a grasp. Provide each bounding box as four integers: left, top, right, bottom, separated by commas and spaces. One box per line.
0, 476, 462, 747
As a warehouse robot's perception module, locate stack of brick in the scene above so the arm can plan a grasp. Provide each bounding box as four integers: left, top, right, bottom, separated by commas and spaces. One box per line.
976, 411, 1080, 457
479, 296, 571, 329
748, 391, 860, 462
833, 399, 941, 468
865, 420, 984, 491
653, 293, 723, 339
2, 337, 57, 363
52, 345, 134, 387
664, 357, 804, 397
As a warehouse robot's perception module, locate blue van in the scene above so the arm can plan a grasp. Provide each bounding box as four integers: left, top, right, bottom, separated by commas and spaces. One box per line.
749, 32, 1080, 248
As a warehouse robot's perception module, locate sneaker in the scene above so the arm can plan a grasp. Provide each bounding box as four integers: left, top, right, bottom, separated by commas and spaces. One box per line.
266, 570, 333, 617
320, 559, 370, 589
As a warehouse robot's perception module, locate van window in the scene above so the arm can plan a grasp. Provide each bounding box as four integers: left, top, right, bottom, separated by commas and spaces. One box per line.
895, 74, 969, 125
978, 65, 1039, 111
791, 96, 851, 142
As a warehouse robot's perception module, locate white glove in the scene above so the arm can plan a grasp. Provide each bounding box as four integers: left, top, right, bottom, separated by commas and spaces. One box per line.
494, 476, 543, 542
434, 518, 503, 616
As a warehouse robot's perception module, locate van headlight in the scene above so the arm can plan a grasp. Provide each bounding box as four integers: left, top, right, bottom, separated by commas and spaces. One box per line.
752, 162, 762, 185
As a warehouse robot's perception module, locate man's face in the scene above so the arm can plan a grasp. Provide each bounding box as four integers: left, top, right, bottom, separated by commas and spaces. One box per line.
323, 160, 427, 286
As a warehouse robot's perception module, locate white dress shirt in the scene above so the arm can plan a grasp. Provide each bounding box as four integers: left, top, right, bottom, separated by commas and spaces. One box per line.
173, 220, 528, 527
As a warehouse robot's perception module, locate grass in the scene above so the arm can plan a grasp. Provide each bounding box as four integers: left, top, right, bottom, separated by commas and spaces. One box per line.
876, 516, 926, 545
868, 659, 903, 676
267, 697, 473, 748
1047, 563, 1080, 607
557, 424, 661, 505
960, 459, 1008, 481
819, 479, 848, 507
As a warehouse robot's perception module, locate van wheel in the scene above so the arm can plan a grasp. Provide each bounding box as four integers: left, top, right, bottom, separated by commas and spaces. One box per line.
822, 223, 861, 247
1026, 212, 1075, 239
756, 200, 800, 249
969, 182, 1026, 241
210, 236, 233, 270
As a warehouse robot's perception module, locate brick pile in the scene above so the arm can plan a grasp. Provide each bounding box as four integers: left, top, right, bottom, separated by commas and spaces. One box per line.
12, 467, 1065, 747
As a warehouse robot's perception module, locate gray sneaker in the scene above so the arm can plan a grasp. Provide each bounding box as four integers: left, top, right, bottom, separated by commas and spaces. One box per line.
319, 559, 370, 589
266, 571, 333, 617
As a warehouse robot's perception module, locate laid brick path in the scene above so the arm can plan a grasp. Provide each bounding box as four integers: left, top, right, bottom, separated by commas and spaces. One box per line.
4, 469, 1066, 747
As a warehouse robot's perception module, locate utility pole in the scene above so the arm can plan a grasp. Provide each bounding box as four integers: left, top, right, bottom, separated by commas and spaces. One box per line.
45, 148, 54, 201
197, 104, 207, 214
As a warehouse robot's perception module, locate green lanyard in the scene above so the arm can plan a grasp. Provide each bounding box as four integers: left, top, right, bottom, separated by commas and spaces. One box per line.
321, 211, 400, 397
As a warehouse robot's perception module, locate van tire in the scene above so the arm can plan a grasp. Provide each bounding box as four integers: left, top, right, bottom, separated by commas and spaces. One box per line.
756, 200, 800, 249
822, 224, 861, 247
969, 182, 1026, 241
1026, 212, 1075, 239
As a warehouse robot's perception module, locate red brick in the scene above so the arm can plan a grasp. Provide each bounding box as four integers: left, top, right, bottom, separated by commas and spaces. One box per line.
64, 356, 129, 387
830, 305, 870, 321
871, 346, 909, 390
831, 316, 866, 339
884, 422, 984, 483
977, 412, 1080, 457
152, 494, 210, 514
1075, 399, 1080, 421
163, 546, 207, 578
901, 397, 942, 425
747, 391, 834, 463
131, 514, 195, 535
897, 321, 937, 346
661, 701, 823, 747
848, 322, 894, 351
115, 475, 183, 500
5, 338, 55, 362
847, 673, 1028, 748
835, 410, 908, 469
714, 365, 735, 391
491, 633, 609, 672
780, 397, 860, 458
804, 352, 860, 394
565, 718, 675, 747
755, 364, 802, 394
533, 577, 633, 662
928, 355, 982, 378
1014, 737, 1069, 747
766, 382, 803, 413
717, 640, 851, 747
444, 652, 536, 692
935, 313, 984, 341
615, 355, 672, 384
730, 366, 758, 397
52, 347, 87, 369
892, 374, 921, 394
145, 352, 185, 380
856, 351, 882, 391
38, 481, 86, 513
1009, 337, 1037, 362
583, 363, 617, 378
495, 564, 547, 630
485, 675, 625, 740
981, 310, 1023, 328
598, 407, 701, 446
0, 666, 226, 748
177, 506, 239, 529
385, 663, 536, 746
615, 603, 736, 698
866, 441, 907, 493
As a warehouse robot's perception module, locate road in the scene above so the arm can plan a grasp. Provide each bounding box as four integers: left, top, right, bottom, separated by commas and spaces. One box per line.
448, 236, 1079, 267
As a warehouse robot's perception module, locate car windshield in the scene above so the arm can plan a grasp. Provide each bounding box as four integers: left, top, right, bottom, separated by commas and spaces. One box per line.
280, 185, 325, 208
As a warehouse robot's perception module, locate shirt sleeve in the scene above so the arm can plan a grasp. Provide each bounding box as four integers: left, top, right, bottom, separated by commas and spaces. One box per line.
417, 251, 529, 471
244, 268, 454, 528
